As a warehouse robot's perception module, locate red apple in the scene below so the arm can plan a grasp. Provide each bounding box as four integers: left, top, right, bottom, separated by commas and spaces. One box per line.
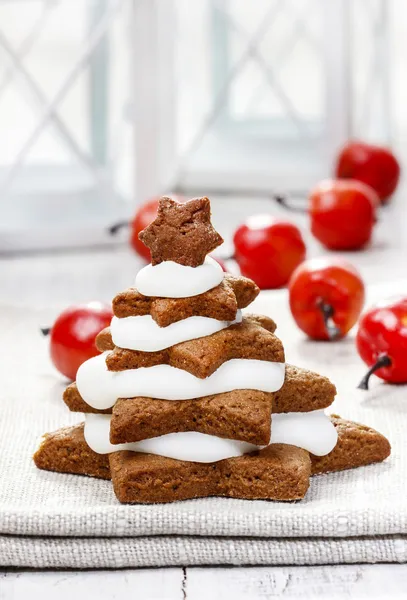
289, 257, 365, 340
357, 297, 407, 387
44, 303, 113, 381
233, 216, 306, 289
336, 141, 400, 204
309, 179, 378, 251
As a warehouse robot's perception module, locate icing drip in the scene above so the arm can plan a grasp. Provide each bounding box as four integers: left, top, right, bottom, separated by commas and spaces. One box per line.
76, 354, 286, 410
135, 256, 224, 298
84, 409, 338, 461
84, 414, 258, 462
110, 311, 242, 352
271, 410, 338, 457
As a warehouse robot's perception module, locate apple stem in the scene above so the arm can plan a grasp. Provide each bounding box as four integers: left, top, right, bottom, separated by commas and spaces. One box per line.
108, 221, 130, 235
317, 300, 341, 340
40, 327, 51, 336
357, 355, 392, 390
271, 194, 307, 214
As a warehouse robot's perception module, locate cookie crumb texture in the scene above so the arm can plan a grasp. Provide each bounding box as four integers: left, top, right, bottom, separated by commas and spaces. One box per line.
273, 364, 336, 413
311, 416, 391, 475
33, 424, 110, 480
109, 444, 311, 503
138, 197, 224, 267
110, 390, 272, 446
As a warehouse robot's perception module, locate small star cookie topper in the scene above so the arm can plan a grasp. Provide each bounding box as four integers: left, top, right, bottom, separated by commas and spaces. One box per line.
138, 196, 224, 267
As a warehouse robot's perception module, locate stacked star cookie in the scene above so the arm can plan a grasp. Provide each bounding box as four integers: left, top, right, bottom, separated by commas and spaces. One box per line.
34, 197, 391, 503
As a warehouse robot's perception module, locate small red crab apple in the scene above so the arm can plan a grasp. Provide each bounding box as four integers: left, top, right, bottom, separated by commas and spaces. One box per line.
357, 297, 407, 389
289, 257, 365, 340
308, 179, 378, 251
233, 216, 306, 289
42, 302, 113, 381
336, 141, 400, 204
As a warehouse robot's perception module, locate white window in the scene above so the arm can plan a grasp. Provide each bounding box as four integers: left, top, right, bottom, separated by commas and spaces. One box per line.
0, 0, 132, 250
0, 0, 395, 250
159, 0, 392, 195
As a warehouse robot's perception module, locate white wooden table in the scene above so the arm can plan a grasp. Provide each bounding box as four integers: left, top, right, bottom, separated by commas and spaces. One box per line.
2, 564, 407, 599
1, 196, 406, 598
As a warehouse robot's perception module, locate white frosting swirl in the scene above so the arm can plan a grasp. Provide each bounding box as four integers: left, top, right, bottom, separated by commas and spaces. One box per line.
84, 414, 257, 462
76, 354, 286, 410
135, 256, 224, 298
84, 409, 337, 461
110, 311, 242, 352
271, 410, 338, 457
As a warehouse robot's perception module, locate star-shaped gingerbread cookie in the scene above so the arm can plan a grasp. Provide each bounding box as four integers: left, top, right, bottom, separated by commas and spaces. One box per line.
138, 196, 224, 267
111, 273, 260, 326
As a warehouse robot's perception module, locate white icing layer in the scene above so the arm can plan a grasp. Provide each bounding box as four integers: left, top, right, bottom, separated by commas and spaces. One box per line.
84, 414, 257, 462
110, 311, 242, 352
271, 410, 338, 456
76, 354, 286, 410
135, 256, 224, 298
84, 409, 338, 461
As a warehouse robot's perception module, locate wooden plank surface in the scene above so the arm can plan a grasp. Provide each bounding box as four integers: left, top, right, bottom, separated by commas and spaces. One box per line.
185, 565, 407, 598
0, 568, 184, 599
2, 565, 407, 599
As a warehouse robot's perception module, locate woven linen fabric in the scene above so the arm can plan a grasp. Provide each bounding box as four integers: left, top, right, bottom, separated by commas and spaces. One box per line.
0, 285, 406, 568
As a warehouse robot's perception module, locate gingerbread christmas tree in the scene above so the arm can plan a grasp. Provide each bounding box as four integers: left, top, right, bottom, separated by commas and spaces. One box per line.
34, 197, 390, 503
